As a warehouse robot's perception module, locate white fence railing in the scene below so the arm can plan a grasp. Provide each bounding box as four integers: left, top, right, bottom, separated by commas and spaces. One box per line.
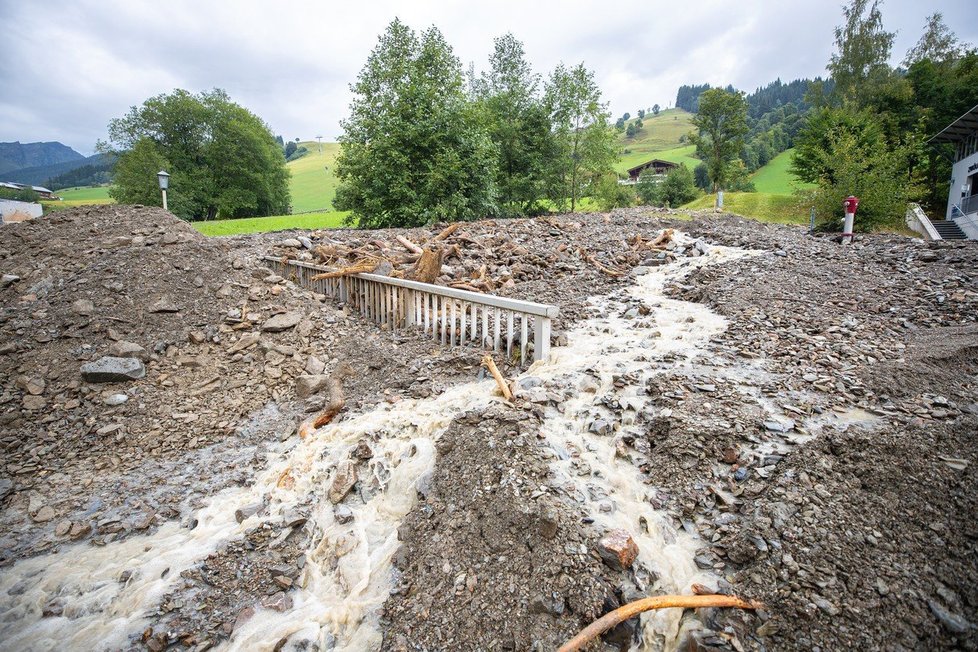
263, 256, 558, 364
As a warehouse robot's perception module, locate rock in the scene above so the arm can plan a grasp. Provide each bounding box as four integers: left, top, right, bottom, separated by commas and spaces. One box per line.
229, 332, 261, 353
281, 238, 302, 248
329, 461, 357, 504
334, 504, 354, 524
763, 419, 795, 433
0, 478, 13, 502
55, 520, 72, 537
589, 419, 613, 436
928, 600, 974, 634
81, 357, 146, 383
104, 393, 129, 406
297, 236, 313, 250
72, 299, 95, 316
232, 606, 256, 632
296, 374, 330, 399
108, 340, 149, 361
305, 355, 326, 375
16, 375, 45, 395
262, 312, 302, 332
1, 274, 20, 287
353, 440, 373, 460
22, 395, 47, 410
235, 502, 263, 523
149, 297, 180, 313
517, 376, 544, 390
33, 505, 56, 522
262, 592, 294, 612
69, 522, 92, 539
597, 529, 639, 571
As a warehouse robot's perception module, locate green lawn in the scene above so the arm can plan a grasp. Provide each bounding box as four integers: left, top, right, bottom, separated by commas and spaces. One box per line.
750, 149, 815, 194
192, 211, 349, 236
683, 192, 811, 225
288, 141, 341, 213
57, 185, 114, 201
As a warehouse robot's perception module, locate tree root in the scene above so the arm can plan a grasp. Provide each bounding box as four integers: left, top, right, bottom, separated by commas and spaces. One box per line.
557, 593, 764, 652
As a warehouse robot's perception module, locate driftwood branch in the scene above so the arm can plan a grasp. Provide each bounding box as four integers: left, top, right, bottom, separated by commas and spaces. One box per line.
557, 593, 764, 652
395, 235, 424, 255
433, 222, 461, 241
481, 354, 513, 401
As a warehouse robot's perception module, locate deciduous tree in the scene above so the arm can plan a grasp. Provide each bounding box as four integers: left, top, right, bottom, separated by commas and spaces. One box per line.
106, 89, 289, 221
334, 20, 497, 227
689, 88, 748, 202
545, 63, 618, 211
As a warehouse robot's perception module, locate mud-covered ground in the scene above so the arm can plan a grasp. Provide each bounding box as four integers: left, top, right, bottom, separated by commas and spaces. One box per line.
1, 206, 976, 651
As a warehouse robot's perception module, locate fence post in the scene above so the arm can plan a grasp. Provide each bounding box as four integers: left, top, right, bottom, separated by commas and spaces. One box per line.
533, 317, 551, 362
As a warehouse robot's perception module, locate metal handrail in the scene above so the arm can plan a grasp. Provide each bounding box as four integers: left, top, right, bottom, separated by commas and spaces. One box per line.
263, 256, 557, 364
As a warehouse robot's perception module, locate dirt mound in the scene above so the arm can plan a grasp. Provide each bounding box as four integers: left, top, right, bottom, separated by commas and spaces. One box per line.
0, 206, 447, 563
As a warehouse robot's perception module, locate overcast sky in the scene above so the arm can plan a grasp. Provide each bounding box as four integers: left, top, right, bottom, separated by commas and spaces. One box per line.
2, 0, 976, 155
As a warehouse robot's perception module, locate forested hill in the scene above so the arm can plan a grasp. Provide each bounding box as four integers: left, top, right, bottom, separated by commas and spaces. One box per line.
675, 78, 829, 116
0, 141, 84, 175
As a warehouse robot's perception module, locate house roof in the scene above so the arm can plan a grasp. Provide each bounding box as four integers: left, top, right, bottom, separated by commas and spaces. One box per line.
626, 159, 679, 174
930, 103, 978, 144
0, 181, 53, 194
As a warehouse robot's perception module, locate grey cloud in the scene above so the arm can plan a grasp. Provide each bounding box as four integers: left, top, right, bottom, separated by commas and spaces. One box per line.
2, 0, 976, 154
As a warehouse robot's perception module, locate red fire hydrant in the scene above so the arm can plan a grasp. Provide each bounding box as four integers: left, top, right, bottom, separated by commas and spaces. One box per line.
842, 195, 859, 243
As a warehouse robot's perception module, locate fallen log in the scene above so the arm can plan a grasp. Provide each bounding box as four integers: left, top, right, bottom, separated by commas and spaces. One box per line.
433, 222, 461, 241
650, 228, 674, 247
481, 354, 513, 401
395, 234, 424, 255
558, 593, 763, 652
311, 260, 378, 280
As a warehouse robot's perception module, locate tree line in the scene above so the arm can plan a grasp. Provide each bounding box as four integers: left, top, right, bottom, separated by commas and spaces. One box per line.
333, 20, 619, 228
793, 2, 978, 229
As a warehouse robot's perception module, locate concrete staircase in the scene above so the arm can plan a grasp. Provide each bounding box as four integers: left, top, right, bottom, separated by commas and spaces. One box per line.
933, 219, 968, 240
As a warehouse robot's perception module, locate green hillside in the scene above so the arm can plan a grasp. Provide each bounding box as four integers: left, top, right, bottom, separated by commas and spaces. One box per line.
615, 108, 697, 173
750, 148, 814, 194
288, 141, 340, 213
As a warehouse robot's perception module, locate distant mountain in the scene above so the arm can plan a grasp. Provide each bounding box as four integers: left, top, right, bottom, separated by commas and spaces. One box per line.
0, 141, 85, 176
1, 153, 114, 187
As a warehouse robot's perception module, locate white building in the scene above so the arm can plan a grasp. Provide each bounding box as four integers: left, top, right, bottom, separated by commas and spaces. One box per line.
931, 103, 978, 239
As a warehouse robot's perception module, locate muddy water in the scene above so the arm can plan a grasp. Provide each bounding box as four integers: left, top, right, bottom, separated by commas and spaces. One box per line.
527, 240, 758, 650
0, 382, 498, 652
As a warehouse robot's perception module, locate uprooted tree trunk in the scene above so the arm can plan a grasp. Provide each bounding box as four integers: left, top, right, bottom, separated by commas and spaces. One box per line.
409, 248, 444, 284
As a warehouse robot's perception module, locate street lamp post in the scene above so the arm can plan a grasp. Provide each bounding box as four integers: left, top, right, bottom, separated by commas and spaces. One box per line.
157, 170, 170, 211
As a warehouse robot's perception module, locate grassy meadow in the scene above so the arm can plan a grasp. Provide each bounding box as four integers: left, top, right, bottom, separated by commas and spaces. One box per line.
684, 192, 811, 225
749, 149, 814, 194
288, 141, 341, 213
192, 210, 348, 236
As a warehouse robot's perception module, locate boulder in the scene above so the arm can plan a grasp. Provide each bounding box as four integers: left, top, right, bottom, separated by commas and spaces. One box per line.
81, 357, 146, 383
72, 299, 95, 316
296, 374, 330, 399
597, 529, 639, 571
262, 311, 302, 332
329, 461, 357, 504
